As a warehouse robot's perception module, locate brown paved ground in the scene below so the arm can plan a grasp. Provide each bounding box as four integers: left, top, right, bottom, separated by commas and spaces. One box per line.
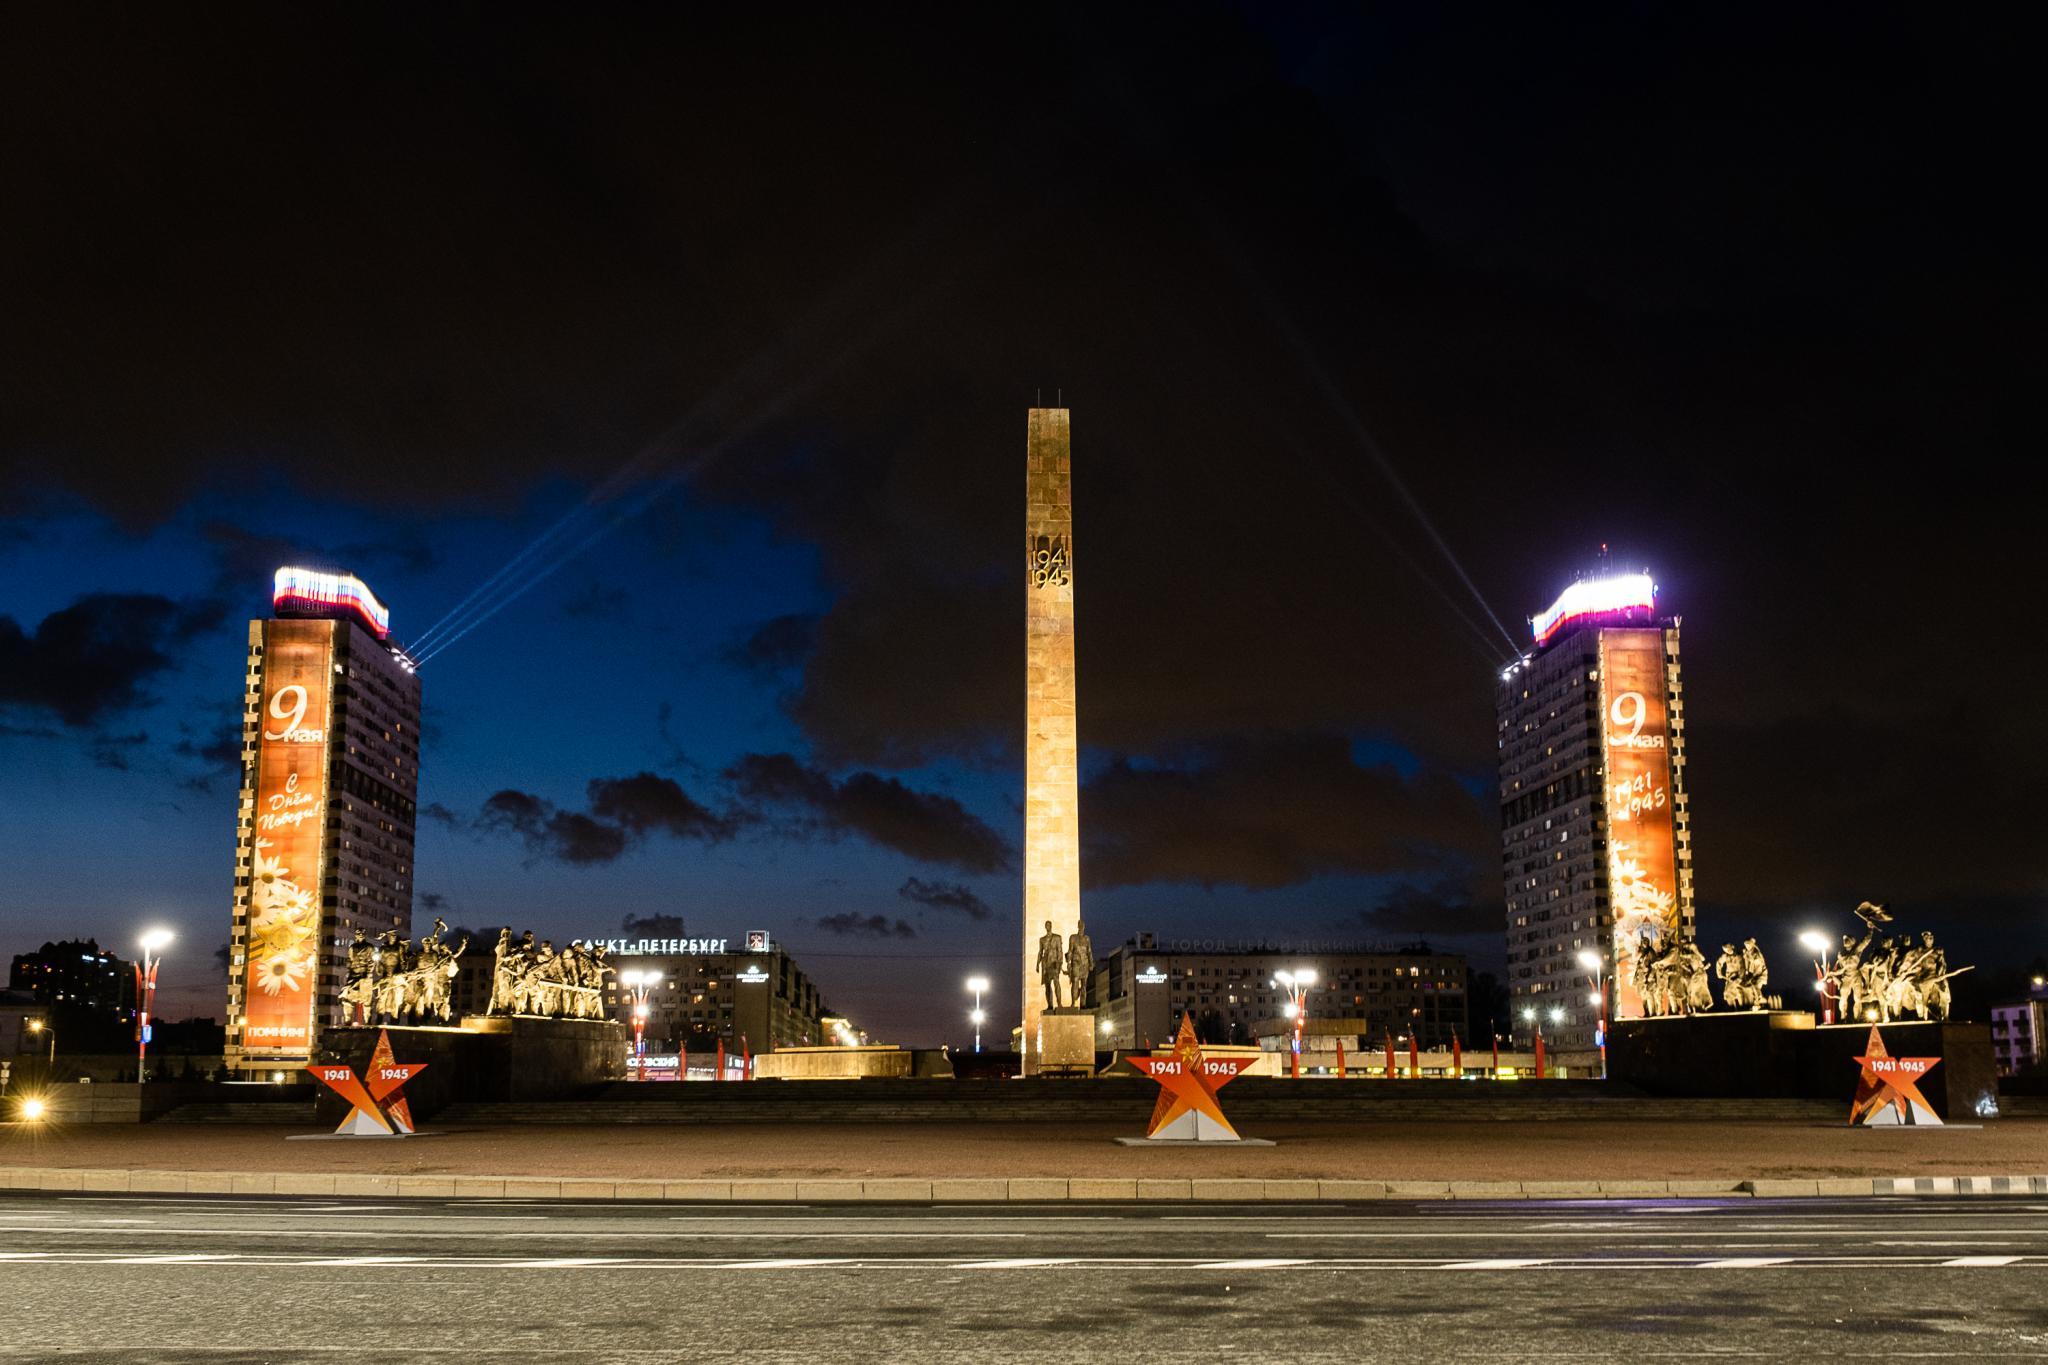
3, 1118, 2045, 1181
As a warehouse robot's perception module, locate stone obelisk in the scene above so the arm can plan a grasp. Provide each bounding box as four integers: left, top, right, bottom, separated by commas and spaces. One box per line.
1022, 406, 1081, 1074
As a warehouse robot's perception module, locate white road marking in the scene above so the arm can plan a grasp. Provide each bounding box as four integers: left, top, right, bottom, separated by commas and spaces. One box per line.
101, 1254, 237, 1264
1443, 1259, 1551, 1269
956, 1258, 1082, 1269
1700, 1258, 1793, 1268
1943, 1256, 2022, 1266
712, 1258, 855, 1269
299, 1255, 424, 1265
1193, 1259, 1311, 1270
502, 1257, 632, 1267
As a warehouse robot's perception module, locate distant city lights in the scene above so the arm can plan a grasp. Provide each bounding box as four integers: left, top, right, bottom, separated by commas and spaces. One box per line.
1530, 571, 1656, 646
273, 566, 391, 638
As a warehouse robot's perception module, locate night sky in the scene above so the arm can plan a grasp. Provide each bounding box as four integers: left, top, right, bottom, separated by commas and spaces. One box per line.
3, 7, 2041, 1041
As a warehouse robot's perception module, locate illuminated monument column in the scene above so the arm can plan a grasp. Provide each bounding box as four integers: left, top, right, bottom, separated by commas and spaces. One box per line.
1021, 407, 1081, 1073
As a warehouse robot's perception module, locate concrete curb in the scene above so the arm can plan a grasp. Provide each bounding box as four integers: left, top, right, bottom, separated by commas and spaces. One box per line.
6, 1166, 2048, 1202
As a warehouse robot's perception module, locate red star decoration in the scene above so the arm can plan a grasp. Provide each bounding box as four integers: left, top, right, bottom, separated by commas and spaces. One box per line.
1128, 1016, 1257, 1140
1849, 1024, 1942, 1126
307, 1028, 427, 1135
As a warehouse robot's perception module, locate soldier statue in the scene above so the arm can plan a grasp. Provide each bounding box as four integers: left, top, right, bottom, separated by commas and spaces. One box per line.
341, 929, 377, 1023
1036, 920, 1066, 1010
1713, 942, 1748, 1009
1065, 921, 1095, 1011
1739, 937, 1769, 1010
1676, 937, 1713, 1012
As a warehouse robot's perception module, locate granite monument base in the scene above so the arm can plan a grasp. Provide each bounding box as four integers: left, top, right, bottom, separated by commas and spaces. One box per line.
1609, 1011, 1998, 1120
1030, 1008, 1098, 1077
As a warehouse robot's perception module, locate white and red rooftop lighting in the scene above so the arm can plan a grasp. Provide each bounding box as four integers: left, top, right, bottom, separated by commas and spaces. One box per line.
273, 566, 392, 638
1530, 571, 1655, 646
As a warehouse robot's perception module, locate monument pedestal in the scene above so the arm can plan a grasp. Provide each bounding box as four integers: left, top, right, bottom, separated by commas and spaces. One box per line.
317, 1016, 624, 1120
1028, 1008, 1097, 1078
1609, 1012, 1998, 1119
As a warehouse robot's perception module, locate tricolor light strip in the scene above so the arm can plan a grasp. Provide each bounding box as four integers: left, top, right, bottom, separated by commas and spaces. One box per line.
1531, 572, 1655, 646
273, 566, 391, 638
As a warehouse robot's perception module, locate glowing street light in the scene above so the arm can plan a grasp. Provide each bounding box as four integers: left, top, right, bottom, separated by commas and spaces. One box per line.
20, 1097, 47, 1123
965, 976, 990, 1053
1799, 930, 1835, 1023
1577, 949, 1608, 1080
1271, 969, 1317, 1078
136, 929, 173, 1085
620, 969, 663, 1076
26, 1018, 54, 1070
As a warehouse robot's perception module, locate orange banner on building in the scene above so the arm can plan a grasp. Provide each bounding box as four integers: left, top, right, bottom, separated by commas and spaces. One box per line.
1601, 628, 1679, 1019
242, 620, 334, 1053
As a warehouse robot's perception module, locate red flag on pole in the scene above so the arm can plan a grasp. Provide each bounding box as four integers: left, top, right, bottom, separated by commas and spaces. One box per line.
1452, 1032, 1463, 1076
1385, 1032, 1396, 1078
1409, 1033, 1419, 1077
679, 1045, 688, 1082
742, 1036, 752, 1081
716, 1040, 726, 1081
1534, 1030, 1547, 1080
1492, 1034, 1500, 1075
1335, 1039, 1346, 1079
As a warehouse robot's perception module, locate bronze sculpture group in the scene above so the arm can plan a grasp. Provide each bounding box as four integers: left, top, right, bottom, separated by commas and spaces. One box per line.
1632, 928, 1767, 1016
1825, 902, 1966, 1023
1036, 918, 1094, 1010
485, 928, 613, 1018
342, 917, 468, 1024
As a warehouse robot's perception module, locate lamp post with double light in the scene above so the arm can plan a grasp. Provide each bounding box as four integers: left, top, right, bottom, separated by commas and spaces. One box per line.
136, 929, 173, 1084
1577, 949, 1608, 1079
1799, 931, 1834, 1023
1272, 968, 1318, 1077
620, 969, 663, 1077
966, 976, 989, 1053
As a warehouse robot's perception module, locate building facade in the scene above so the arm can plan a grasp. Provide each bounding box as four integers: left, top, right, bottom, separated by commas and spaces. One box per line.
1091, 933, 1468, 1051
572, 932, 834, 1052
1497, 571, 1694, 1053
226, 567, 421, 1075
6, 939, 136, 1050
1992, 987, 2048, 1076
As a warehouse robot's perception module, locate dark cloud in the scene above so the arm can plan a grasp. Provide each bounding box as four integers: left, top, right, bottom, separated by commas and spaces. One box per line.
480, 790, 629, 866
1082, 734, 1489, 892
86, 730, 149, 771
898, 877, 993, 921
815, 913, 917, 940
1360, 877, 1499, 939
587, 772, 730, 840
420, 892, 448, 912
0, 594, 220, 726
728, 612, 818, 678
621, 911, 686, 938
421, 802, 462, 827
726, 752, 1012, 873
475, 772, 727, 866
173, 716, 243, 777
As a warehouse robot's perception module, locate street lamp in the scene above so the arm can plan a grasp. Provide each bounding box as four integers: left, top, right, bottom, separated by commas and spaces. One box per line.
965, 976, 989, 1053
620, 969, 663, 1076
136, 928, 173, 1085
1577, 949, 1608, 1080
1272, 969, 1317, 1078
1799, 930, 1834, 1023
26, 1019, 54, 1070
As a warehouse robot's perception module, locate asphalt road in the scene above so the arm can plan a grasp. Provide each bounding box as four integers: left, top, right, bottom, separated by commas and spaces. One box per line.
3, 1192, 2046, 1361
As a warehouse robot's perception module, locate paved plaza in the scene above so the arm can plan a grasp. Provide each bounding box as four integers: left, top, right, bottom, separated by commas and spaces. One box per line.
6, 1118, 2047, 1197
